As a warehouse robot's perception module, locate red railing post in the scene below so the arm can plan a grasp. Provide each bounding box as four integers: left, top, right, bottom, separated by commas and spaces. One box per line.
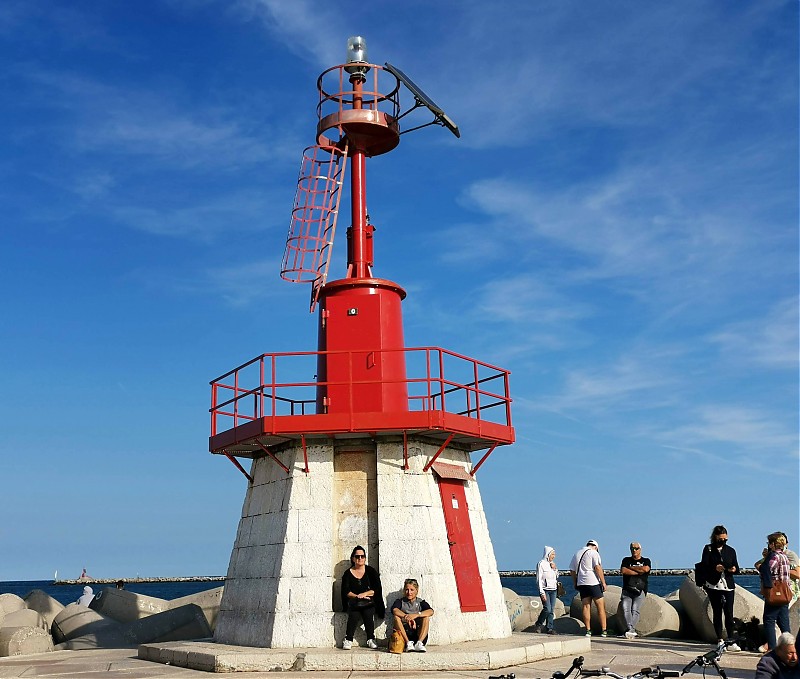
473, 359, 480, 420
505, 371, 512, 427
438, 349, 445, 413
211, 383, 217, 436
233, 369, 239, 428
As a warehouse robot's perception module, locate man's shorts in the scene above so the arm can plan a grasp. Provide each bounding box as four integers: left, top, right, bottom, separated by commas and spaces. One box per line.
578, 584, 604, 600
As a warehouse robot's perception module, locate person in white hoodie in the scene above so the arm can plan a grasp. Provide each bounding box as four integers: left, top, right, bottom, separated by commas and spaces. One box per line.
76, 586, 94, 607
534, 546, 559, 634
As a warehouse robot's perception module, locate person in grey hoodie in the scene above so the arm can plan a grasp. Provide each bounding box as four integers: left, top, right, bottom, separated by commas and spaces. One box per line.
534, 545, 559, 634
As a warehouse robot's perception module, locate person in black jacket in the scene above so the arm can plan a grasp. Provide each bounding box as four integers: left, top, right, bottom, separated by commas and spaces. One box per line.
339, 545, 384, 650
755, 632, 799, 679
699, 524, 741, 651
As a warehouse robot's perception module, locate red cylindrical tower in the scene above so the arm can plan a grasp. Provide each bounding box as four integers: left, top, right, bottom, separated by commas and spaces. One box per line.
313, 53, 408, 414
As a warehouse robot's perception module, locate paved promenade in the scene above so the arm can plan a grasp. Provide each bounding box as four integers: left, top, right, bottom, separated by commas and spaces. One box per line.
0, 636, 760, 678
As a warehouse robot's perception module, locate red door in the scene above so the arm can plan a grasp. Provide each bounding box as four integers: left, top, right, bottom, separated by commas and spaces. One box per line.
437, 477, 486, 612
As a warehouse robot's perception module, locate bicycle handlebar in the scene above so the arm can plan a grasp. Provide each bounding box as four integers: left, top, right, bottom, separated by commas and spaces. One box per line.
640, 669, 681, 678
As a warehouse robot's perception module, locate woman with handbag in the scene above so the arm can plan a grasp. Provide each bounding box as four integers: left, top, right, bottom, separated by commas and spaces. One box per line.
340, 545, 384, 650
759, 532, 792, 651
699, 525, 741, 651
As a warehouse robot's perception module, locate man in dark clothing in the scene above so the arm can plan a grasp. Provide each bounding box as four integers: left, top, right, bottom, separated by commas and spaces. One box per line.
620, 542, 651, 638
755, 632, 800, 679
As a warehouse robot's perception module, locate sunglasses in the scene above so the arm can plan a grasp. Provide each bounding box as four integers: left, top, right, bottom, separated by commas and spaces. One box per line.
354, 554, 366, 559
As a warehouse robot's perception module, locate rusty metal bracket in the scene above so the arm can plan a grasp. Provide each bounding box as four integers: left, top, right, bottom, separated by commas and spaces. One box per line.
255, 440, 291, 475
422, 433, 454, 473
402, 430, 409, 470
469, 443, 498, 477
301, 434, 309, 473
223, 451, 254, 484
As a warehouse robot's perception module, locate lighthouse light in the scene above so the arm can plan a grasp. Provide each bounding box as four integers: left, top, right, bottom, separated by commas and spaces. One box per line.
345, 36, 370, 75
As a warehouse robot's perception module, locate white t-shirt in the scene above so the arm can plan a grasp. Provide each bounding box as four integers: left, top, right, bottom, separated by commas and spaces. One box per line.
570, 548, 601, 586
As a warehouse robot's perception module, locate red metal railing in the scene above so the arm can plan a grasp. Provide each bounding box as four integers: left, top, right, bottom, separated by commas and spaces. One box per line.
209, 347, 512, 437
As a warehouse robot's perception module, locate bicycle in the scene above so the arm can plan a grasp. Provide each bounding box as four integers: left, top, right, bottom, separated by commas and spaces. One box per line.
680, 639, 743, 679
549, 656, 680, 679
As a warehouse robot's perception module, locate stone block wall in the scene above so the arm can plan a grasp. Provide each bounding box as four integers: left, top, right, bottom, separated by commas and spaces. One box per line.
215, 435, 510, 648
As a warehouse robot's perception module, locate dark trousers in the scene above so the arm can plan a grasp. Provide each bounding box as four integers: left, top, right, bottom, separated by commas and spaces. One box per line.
763, 603, 790, 649
706, 588, 735, 639
345, 606, 375, 641
402, 621, 428, 644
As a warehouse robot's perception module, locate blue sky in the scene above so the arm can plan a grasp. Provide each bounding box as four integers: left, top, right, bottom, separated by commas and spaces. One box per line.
1, 1, 797, 581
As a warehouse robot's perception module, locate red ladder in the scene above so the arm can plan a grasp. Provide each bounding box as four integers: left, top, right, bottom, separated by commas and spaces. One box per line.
280, 143, 348, 310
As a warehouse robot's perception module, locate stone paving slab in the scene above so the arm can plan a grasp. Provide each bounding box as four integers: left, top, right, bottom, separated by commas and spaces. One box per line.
138, 634, 590, 672
0, 636, 762, 679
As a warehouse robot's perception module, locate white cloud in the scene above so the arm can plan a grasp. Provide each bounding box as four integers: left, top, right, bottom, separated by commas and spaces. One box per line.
434, 1, 791, 148
111, 188, 279, 240
14, 66, 297, 171
234, 0, 344, 67
709, 297, 799, 370
548, 353, 680, 414
665, 404, 799, 458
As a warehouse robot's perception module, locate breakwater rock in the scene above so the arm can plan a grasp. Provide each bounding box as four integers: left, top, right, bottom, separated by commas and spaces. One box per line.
0, 585, 223, 656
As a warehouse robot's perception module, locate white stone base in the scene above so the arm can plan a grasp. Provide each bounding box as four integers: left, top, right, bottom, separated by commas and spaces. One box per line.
215, 436, 511, 648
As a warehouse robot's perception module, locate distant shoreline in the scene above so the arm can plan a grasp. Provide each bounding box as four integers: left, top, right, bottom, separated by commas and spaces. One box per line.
54, 576, 225, 585
54, 569, 759, 585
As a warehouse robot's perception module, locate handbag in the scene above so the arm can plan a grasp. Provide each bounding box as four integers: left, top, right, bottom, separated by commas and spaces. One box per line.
625, 574, 646, 597
762, 580, 792, 606
388, 629, 405, 654
694, 560, 707, 587
348, 596, 374, 610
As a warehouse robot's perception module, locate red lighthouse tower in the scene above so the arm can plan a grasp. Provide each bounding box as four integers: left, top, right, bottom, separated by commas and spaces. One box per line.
211, 38, 515, 650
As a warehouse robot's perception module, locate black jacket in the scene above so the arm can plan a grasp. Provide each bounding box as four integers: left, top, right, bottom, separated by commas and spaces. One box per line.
340, 565, 385, 617
755, 650, 800, 679
700, 543, 739, 589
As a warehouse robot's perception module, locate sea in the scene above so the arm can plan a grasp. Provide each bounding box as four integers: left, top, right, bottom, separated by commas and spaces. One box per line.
0, 575, 764, 607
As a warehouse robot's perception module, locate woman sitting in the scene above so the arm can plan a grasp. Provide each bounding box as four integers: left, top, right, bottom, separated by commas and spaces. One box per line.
339, 545, 384, 650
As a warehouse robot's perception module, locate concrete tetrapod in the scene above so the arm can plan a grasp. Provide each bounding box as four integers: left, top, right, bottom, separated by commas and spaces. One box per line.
608, 590, 681, 638
503, 588, 543, 632
51, 604, 119, 644
0, 626, 54, 657
665, 589, 699, 639
168, 586, 223, 632
23, 590, 64, 631
91, 587, 170, 623
0, 609, 48, 632
55, 603, 212, 650
0, 594, 26, 625
678, 572, 764, 643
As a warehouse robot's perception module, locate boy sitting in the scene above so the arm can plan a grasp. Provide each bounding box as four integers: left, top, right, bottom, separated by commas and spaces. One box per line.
391, 578, 434, 652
